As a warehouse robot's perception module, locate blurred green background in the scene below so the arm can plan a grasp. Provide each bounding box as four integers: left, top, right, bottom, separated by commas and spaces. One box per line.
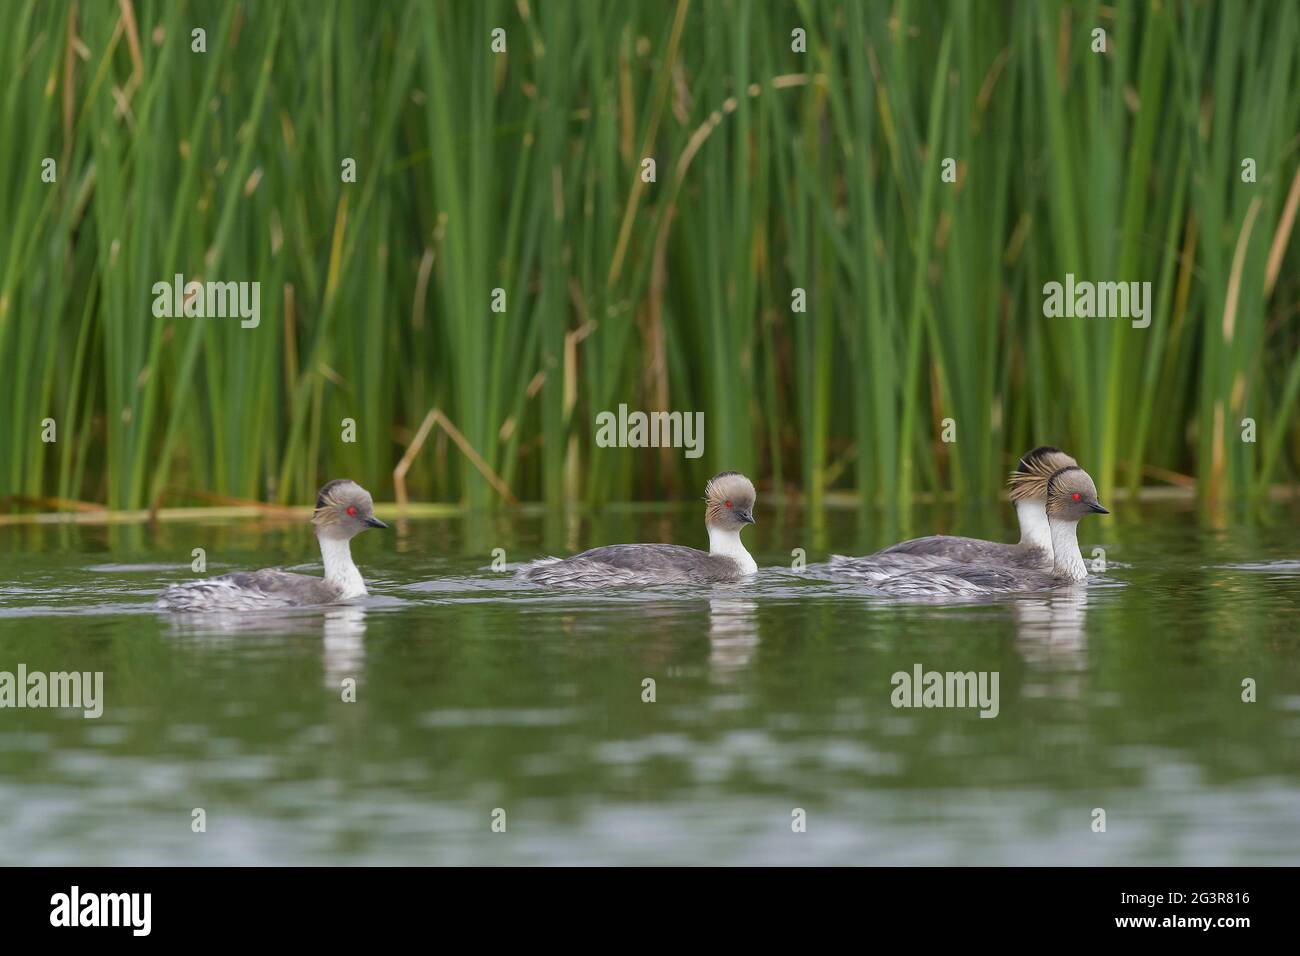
1, 0, 1297, 513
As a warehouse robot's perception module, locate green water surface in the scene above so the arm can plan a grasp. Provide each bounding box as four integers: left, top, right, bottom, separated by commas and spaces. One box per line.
1, 501, 1297, 865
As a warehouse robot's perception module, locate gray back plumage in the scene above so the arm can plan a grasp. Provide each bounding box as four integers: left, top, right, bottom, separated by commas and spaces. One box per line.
873, 535, 1045, 568
157, 569, 342, 611
825, 550, 963, 583
522, 544, 744, 587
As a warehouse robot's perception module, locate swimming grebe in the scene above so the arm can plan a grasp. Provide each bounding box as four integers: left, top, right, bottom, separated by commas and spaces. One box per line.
155, 479, 387, 611
826, 446, 1077, 581
521, 471, 758, 587
869, 466, 1108, 597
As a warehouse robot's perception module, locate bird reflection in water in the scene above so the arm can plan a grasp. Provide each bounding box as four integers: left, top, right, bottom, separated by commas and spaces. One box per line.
708, 596, 758, 678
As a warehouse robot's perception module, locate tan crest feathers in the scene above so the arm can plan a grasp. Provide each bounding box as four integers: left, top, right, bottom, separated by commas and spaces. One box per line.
1045, 464, 1087, 498
704, 471, 753, 501
703, 471, 757, 528
1006, 447, 1078, 500
315, 478, 356, 510
1007, 471, 1043, 501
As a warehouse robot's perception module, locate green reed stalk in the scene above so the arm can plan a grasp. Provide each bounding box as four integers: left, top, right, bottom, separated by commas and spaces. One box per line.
0, 0, 1296, 515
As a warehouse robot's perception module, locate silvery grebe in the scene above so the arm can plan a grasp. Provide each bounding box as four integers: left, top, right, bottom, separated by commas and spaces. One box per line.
521, 472, 758, 587
156, 480, 386, 611
869, 466, 1108, 597
826, 446, 1077, 582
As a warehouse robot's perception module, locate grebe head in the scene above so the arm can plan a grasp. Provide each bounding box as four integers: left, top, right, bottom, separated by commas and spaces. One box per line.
1007, 446, 1078, 501
703, 471, 757, 532
1006, 447, 1078, 552
311, 479, 387, 541
1045, 467, 1108, 522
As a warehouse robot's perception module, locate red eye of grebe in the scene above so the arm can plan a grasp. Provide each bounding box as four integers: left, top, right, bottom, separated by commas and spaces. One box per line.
725, 500, 733, 508
347, 506, 357, 516
1071, 493, 1081, 502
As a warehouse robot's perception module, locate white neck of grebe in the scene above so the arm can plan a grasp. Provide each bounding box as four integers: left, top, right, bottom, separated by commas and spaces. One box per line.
1015, 499, 1052, 554
1048, 518, 1088, 582
707, 524, 757, 575
319, 533, 367, 598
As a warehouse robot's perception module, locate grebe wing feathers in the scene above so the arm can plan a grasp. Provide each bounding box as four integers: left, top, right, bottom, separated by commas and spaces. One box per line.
568, 544, 711, 570
521, 544, 742, 586
875, 535, 1028, 566
157, 569, 340, 611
